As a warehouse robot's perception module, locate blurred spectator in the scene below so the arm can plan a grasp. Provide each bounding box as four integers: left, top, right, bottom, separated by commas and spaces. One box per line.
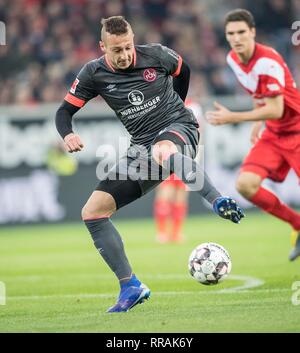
47, 141, 78, 176
0, 0, 299, 105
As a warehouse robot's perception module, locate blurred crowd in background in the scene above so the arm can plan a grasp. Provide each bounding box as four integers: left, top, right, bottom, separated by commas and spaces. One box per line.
0, 0, 300, 105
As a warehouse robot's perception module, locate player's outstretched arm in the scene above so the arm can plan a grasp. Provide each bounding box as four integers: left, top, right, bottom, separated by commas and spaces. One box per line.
55, 100, 84, 153
206, 95, 284, 125
213, 197, 245, 224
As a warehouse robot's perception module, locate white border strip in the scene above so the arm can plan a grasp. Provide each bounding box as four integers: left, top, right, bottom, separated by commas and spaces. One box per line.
6, 274, 268, 301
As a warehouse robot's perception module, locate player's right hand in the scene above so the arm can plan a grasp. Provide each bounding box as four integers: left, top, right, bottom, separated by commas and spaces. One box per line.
64, 133, 84, 153
250, 121, 263, 145
213, 197, 245, 224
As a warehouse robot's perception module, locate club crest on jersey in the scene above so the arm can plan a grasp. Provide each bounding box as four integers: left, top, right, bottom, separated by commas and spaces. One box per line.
128, 90, 144, 106
70, 78, 79, 94
143, 68, 157, 82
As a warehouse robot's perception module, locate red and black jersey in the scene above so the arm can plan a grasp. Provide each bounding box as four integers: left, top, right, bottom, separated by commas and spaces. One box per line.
65, 43, 197, 146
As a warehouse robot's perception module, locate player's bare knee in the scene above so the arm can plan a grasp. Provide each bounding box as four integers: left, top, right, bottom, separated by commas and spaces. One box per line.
81, 204, 115, 220
236, 173, 261, 199
152, 140, 178, 166
81, 206, 97, 220
81, 206, 89, 220
81, 191, 116, 220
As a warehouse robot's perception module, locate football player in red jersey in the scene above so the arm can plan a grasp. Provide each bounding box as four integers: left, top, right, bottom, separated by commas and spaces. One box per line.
206, 9, 300, 261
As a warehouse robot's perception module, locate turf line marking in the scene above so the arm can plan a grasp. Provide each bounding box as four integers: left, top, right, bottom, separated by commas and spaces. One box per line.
4, 273, 265, 292
5, 273, 262, 281
218, 275, 265, 293
7, 274, 268, 301
6, 288, 290, 301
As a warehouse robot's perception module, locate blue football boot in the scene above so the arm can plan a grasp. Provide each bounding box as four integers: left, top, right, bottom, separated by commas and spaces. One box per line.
213, 197, 245, 224
107, 275, 151, 313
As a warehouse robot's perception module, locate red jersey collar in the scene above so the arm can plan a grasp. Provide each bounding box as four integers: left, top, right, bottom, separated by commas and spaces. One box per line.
231, 42, 258, 68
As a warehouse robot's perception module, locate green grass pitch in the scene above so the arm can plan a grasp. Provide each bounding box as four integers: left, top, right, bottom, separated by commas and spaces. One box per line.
0, 213, 299, 332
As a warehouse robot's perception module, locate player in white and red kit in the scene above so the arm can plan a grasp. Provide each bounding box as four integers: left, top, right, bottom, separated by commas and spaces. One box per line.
206, 9, 300, 261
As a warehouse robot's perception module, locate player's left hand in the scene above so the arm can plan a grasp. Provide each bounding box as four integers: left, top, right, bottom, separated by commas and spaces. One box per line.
205, 101, 236, 125
213, 197, 245, 224
64, 133, 84, 153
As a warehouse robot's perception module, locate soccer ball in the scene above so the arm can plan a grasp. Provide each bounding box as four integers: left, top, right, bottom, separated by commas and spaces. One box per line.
188, 242, 232, 285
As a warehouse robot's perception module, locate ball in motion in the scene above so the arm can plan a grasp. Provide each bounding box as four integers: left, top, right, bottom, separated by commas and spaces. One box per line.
188, 242, 232, 285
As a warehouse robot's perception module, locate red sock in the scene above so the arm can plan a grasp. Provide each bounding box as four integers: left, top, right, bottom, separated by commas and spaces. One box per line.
251, 187, 300, 231
154, 199, 171, 235
171, 202, 187, 241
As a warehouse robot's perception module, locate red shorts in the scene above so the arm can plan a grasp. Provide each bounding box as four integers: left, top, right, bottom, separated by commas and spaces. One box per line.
161, 174, 187, 189
241, 129, 300, 182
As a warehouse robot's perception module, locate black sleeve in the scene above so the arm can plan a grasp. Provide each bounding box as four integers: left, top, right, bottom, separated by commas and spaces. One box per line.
55, 100, 81, 139
172, 60, 190, 102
